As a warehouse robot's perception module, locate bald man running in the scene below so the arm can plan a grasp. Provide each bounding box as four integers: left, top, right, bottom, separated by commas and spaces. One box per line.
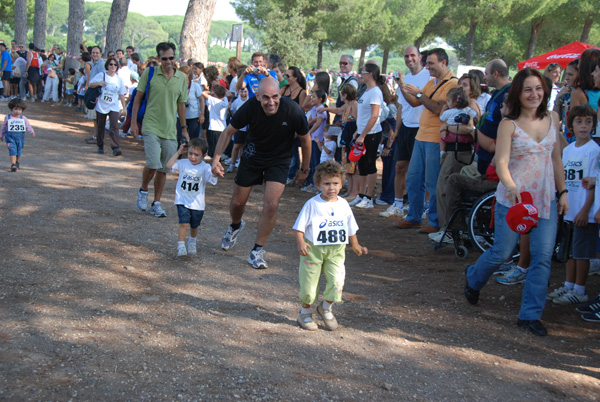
212, 77, 311, 269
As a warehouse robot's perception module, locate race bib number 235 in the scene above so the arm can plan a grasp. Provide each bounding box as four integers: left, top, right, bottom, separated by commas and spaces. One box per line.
8, 119, 25, 132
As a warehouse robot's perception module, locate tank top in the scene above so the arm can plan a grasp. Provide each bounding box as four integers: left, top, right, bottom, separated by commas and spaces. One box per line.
585, 89, 600, 112
495, 116, 556, 219
29, 51, 40, 68
282, 85, 302, 104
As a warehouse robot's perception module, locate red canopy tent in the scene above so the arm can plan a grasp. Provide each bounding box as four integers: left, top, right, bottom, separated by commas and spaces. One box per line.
518, 41, 600, 70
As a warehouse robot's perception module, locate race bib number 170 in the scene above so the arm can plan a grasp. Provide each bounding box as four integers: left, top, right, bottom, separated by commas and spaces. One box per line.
8, 119, 25, 132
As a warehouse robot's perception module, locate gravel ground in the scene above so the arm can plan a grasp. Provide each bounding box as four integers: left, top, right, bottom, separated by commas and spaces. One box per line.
0, 103, 599, 401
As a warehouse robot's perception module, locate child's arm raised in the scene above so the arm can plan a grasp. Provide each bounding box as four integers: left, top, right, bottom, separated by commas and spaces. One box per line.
166, 144, 186, 170
295, 230, 312, 256
349, 234, 368, 256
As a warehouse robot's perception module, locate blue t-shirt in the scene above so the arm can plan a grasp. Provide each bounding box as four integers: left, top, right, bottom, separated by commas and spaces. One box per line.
243, 70, 278, 98
477, 84, 510, 166
1, 50, 12, 72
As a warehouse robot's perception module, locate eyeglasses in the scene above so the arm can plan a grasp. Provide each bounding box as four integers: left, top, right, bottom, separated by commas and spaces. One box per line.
160, 56, 175, 61
108, 63, 118, 66
361, 71, 371, 75
339, 61, 349, 65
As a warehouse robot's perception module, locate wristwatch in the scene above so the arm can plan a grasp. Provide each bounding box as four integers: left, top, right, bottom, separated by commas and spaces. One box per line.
300, 167, 309, 174
181, 125, 188, 129
416, 92, 423, 99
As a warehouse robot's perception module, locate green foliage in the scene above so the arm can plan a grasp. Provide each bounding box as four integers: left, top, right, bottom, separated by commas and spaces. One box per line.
0, 0, 35, 34
261, 6, 314, 66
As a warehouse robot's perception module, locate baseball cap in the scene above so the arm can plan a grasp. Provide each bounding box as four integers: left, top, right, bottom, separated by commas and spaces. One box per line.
348, 142, 366, 162
506, 191, 538, 234
130, 71, 139, 81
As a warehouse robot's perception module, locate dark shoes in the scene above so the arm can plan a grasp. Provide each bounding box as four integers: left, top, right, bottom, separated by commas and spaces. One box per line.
97, 147, 104, 154
464, 281, 480, 305
113, 148, 122, 156
517, 319, 547, 336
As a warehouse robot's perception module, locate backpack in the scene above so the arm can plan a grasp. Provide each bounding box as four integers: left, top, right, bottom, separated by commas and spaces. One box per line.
83, 73, 105, 109
126, 66, 154, 123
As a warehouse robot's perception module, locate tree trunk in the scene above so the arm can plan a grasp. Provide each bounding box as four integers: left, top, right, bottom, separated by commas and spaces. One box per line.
358, 43, 367, 70
580, 15, 594, 43
316, 40, 323, 70
180, 0, 218, 63
14, 0, 28, 46
465, 17, 478, 65
381, 47, 390, 74
66, 0, 85, 72
526, 18, 545, 60
34, 0, 48, 50
106, 0, 130, 54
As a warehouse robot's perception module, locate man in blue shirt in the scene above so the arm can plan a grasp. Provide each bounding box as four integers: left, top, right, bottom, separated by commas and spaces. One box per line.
0, 42, 13, 99
236, 52, 277, 98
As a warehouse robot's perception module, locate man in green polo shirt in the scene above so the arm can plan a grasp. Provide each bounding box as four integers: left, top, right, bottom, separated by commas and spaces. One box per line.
131, 42, 189, 218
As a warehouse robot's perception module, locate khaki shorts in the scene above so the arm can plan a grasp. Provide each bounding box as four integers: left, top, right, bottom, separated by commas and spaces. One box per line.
143, 132, 177, 173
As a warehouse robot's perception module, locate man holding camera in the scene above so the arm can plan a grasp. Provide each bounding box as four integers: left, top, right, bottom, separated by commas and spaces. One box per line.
395, 48, 458, 233
236, 52, 276, 98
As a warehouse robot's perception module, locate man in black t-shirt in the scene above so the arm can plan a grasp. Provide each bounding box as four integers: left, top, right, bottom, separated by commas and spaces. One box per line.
212, 77, 311, 269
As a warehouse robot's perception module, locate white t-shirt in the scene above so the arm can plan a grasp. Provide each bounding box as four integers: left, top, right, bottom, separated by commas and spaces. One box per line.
128, 82, 138, 96
229, 75, 239, 96
117, 66, 132, 92
477, 93, 492, 113
186, 81, 203, 119
356, 86, 383, 134
293, 195, 359, 246
320, 139, 337, 163
230, 96, 248, 131
396, 68, 431, 128
440, 107, 477, 123
171, 159, 218, 211
77, 75, 87, 96
207, 96, 228, 131
127, 59, 137, 73
563, 140, 600, 222
91, 72, 127, 114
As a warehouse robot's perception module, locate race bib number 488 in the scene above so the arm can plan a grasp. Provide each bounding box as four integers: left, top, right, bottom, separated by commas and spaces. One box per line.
311, 218, 348, 245
8, 119, 25, 132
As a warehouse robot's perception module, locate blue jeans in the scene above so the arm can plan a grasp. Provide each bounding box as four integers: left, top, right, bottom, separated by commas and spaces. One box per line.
466, 201, 557, 321
306, 140, 321, 186
406, 140, 441, 227
288, 137, 301, 180
378, 142, 396, 203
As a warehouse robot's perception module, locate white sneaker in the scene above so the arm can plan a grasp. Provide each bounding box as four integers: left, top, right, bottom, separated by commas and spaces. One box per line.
380, 204, 403, 217
428, 230, 453, 243
375, 198, 389, 206
552, 290, 588, 305
137, 188, 148, 211
226, 164, 235, 173
187, 239, 197, 255
150, 201, 167, 217
176, 244, 187, 258
355, 198, 374, 209
547, 285, 570, 300
348, 196, 363, 207
248, 248, 268, 269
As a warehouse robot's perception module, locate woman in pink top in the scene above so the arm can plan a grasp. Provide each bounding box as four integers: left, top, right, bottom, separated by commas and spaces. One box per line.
464, 68, 568, 337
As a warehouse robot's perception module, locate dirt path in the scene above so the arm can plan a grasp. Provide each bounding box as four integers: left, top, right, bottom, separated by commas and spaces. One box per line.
1, 103, 599, 401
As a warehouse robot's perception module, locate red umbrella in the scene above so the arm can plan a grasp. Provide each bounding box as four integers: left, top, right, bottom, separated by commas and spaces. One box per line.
518, 41, 600, 70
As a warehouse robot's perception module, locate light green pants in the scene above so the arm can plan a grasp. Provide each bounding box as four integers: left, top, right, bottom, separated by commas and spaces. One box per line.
298, 240, 346, 305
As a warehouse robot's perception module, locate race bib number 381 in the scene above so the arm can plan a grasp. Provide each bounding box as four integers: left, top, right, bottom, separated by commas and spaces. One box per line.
311, 217, 348, 245
564, 157, 587, 186
8, 119, 25, 132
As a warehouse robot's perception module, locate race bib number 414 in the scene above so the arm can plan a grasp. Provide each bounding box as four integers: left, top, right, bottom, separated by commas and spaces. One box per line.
8, 119, 25, 132
311, 217, 348, 245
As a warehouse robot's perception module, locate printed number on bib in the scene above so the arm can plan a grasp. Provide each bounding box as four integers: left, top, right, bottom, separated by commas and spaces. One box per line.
8, 119, 25, 132
102, 92, 116, 103
180, 180, 200, 194
564, 157, 587, 185
311, 218, 348, 245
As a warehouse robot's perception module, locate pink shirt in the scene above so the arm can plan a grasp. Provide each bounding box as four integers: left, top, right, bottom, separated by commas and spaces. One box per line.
1, 114, 34, 137
496, 117, 556, 219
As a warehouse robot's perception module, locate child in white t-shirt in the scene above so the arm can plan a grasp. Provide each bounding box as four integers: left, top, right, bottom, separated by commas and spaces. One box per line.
439, 87, 477, 161
293, 161, 368, 331
202, 84, 228, 157
318, 125, 337, 164
549, 104, 600, 306
166, 138, 218, 258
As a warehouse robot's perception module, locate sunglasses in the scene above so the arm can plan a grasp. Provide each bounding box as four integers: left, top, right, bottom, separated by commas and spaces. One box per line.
161, 56, 175, 61
339, 61, 348, 65
108, 63, 118, 66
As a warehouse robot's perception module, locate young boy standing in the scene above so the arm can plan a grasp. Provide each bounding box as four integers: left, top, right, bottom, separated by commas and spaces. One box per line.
166, 138, 218, 257
293, 161, 368, 331
1, 98, 35, 171
548, 104, 600, 305
202, 84, 228, 158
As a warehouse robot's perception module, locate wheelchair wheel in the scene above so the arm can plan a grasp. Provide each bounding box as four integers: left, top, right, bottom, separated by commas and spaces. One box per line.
467, 191, 497, 254
455, 245, 468, 259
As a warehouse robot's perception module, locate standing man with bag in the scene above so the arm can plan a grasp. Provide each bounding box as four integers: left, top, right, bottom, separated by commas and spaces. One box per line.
132, 42, 189, 218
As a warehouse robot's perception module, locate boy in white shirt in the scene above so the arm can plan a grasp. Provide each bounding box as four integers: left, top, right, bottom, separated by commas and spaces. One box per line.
202, 84, 228, 157
166, 138, 218, 257
318, 126, 337, 164
293, 161, 368, 331
549, 104, 600, 305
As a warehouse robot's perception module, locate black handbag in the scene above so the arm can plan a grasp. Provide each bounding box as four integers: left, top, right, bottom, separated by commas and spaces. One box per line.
83, 73, 104, 110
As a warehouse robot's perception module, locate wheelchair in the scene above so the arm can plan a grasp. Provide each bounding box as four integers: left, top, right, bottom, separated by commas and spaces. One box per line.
432, 190, 498, 259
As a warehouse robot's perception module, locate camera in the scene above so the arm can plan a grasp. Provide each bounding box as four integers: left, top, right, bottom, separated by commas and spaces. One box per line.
454, 113, 470, 124
253, 67, 260, 75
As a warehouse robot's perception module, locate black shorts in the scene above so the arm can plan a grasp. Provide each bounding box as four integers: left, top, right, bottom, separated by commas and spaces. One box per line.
27, 67, 41, 84
357, 131, 382, 176
2, 71, 11, 81
10, 77, 20, 85
202, 107, 210, 130
235, 157, 290, 187
233, 130, 248, 145
394, 124, 419, 162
